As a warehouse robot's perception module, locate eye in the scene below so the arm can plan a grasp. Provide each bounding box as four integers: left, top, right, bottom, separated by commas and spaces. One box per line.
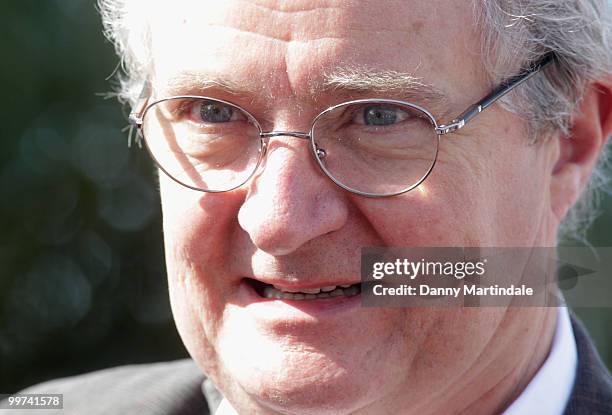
190, 100, 245, 124
354, 105, 410, 126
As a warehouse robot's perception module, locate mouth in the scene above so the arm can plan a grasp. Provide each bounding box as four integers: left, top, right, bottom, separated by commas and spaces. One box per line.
245, 278, 362, 301
238, 278, 364, 320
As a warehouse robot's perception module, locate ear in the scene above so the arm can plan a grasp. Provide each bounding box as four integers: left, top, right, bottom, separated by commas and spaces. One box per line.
550, 77, 612, 221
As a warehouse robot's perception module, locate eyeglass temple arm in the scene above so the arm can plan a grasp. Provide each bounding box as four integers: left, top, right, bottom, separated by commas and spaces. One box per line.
436, 53, 555, 135
125, 81, 152, 148
129, 81, 152, 127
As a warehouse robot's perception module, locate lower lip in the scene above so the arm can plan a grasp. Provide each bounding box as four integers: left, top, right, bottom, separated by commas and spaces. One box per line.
237, 280, 362, 319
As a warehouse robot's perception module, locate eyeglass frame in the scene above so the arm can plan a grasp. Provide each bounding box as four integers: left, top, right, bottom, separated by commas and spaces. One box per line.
128, 53, 554, 198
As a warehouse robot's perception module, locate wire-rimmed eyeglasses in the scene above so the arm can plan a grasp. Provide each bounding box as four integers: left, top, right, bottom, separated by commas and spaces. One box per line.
129, 54, 553, 197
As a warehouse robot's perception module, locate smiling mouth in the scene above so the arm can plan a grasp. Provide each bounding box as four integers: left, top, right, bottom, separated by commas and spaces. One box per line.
246, 278, 362, 301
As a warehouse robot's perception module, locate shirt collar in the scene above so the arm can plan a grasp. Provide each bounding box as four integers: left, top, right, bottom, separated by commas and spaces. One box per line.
215, 397, 239, 415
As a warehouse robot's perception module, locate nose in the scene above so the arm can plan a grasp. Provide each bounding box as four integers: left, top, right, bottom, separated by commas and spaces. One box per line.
237, 133, 349, 256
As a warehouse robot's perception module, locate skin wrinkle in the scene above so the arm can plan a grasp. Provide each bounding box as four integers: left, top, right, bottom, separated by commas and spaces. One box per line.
232, 1, 433, 42
248, 0, 339, 14
461, 314, 541, 414
503, 310, 555, 409
449, 201, 555, 410
207, 23, 349, 45
392, 315, 438, 410
419, 314, 499, 414
374, 311, 470, 415
464, 362, 525, 414
491, 309, 555, 414
455, 312, 532, 414
170, 263, 223, 380
472, 202, 558, 411
151, 8, 476, 118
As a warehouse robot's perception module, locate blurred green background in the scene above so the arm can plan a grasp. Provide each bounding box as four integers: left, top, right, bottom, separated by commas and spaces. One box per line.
1, 1, 611, 394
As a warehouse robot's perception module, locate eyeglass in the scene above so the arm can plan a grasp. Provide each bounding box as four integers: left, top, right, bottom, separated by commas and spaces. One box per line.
129, 54, 553, 197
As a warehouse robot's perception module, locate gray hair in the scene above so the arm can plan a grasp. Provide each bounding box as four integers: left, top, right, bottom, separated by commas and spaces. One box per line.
98, 0, 612, 243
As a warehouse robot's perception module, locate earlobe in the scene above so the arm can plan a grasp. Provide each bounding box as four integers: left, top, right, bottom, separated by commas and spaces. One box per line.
550, 79, 612, 221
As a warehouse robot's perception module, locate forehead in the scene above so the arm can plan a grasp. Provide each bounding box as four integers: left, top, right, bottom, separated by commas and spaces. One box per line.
146, 0, 485, 109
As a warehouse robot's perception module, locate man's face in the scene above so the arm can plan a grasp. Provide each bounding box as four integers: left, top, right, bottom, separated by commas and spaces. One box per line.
148, 1, 558, 413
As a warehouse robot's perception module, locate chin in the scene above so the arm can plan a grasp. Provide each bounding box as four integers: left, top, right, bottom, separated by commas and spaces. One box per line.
214, 318, 383, 415
229, 363, 373, 415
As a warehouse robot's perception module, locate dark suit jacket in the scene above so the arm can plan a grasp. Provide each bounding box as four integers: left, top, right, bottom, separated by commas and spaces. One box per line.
564, 314, 612, 414
3, 314, 611, 414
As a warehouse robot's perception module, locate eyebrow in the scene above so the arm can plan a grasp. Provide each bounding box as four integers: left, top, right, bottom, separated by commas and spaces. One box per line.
318, 66, 449, 109
160, 66, 451, 116
162, 73, 267, 99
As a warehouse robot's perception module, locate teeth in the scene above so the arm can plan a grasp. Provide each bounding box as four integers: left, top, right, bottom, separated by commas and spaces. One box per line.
274, 285, 322, 294
261, 284, 361, 300
274, 285, 299, 293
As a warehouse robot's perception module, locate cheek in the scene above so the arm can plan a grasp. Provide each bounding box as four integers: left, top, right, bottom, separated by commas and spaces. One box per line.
160, 173, 244, 265
159, 174, 245, 369
357, 175, 491, 247
356, 137, 548, 246
474, 138, 551, 244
